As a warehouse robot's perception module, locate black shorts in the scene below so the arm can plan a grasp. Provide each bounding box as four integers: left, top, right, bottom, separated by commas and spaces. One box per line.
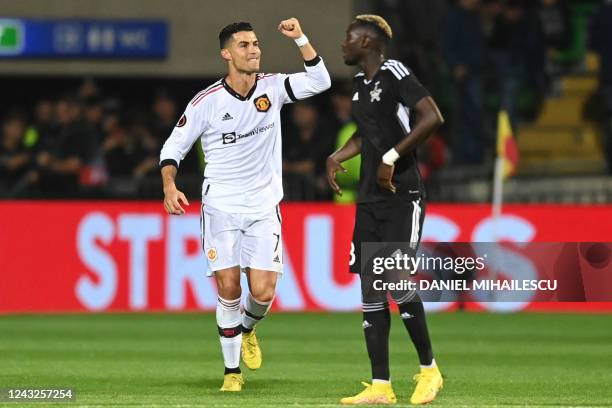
349, 197, 426, 274
350, 198, 425, 304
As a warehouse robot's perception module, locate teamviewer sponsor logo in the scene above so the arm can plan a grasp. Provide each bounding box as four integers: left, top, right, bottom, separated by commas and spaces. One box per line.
221, 123, 275, 145
222, 132, 236, 144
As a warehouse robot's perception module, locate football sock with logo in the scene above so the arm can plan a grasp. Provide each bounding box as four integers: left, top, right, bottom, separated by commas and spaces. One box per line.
242, 293, 273, 333
362, 303, 391, 381
397, 293, 434, 366
217, 296, 242, 374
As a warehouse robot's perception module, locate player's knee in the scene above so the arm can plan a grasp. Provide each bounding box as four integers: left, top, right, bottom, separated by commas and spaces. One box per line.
249, 285, 275, 303
216, 278, 241, 300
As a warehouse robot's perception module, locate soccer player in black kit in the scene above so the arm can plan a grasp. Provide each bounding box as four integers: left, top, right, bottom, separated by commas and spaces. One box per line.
327, 15, 445, 405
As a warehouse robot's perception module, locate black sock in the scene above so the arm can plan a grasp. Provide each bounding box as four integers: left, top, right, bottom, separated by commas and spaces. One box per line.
398, 294, 434, 365
224, 366, 241, 375
362, 308, 391, 380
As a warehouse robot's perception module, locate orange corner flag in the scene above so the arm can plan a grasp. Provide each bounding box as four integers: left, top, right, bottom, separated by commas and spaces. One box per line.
497, 110, 519, 179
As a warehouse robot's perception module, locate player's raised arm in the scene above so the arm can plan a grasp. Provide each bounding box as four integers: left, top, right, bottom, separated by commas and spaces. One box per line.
277, 17, 331, 101
278, 18, 317, 61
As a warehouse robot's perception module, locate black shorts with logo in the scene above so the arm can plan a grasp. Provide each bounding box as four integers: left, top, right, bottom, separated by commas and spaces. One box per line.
349, 197, 425, 274
350, 197, 426, 304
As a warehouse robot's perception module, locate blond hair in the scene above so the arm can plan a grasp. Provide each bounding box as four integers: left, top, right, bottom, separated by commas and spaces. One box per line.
354, 14, 393, 39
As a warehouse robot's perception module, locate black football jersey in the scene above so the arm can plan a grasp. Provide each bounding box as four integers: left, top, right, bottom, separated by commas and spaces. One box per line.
352, 59, 430, 203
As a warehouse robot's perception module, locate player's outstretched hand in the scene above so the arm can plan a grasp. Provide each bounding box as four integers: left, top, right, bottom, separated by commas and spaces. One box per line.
278, 18, 303, 39
377, 162, 396, 194
163, 186, 190, 215
326, 156, 347, 196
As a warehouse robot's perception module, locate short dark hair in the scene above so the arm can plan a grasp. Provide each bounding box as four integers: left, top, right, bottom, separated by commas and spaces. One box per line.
219, 22, 254, 49
352, 15, 392, 43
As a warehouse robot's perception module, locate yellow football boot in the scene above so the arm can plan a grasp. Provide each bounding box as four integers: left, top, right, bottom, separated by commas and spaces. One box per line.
219, 373, 244, 392
410, 366, 443, 405
340, 381, 397, 405
241, 329, 262, 370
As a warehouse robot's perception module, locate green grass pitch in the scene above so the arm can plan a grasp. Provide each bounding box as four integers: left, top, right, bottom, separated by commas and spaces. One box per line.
1, 312, 611, 407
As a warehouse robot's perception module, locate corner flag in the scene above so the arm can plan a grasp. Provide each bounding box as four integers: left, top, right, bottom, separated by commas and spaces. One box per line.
496, 110, 519, 179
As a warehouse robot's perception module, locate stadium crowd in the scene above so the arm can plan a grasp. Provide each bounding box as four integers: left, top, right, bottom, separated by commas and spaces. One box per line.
1, 0, 607, 201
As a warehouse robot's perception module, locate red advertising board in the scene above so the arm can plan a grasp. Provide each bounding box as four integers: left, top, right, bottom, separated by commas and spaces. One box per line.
0, 201, 611, 313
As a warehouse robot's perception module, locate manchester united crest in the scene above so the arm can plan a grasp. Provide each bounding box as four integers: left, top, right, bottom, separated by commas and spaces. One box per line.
254, 94, 271, 112
207, 247, 218, 262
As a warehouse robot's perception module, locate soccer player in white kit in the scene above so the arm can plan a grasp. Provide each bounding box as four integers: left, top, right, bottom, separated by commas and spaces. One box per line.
159, 18, 331, 391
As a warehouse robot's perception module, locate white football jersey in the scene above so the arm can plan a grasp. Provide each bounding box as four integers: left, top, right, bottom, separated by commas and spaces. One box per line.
160, 56, 331, 213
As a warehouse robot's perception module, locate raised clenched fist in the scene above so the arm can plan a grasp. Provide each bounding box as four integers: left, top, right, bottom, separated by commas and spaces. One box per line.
278, 18, 303, 39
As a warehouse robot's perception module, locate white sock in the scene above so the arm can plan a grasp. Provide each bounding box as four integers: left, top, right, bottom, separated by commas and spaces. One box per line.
420, 358, 437, 369
372, 379, 391, 384
217, 296, 242, 370
242, 293, 273, 331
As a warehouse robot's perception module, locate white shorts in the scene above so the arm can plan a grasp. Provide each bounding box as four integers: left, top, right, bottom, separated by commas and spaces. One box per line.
200, 203, 283, 276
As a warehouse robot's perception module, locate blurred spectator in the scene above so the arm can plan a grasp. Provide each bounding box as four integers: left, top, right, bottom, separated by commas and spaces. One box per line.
129, 114, 161, 178
78, 78, 100, 101
418, 134, 449, 182
367, 0, 448, 92
283, 101, 334, 201
83, 95, 106, 144
537, 0, 572, 95
538, 0, 572, 58
589, 0, 612, 172
151, 90, 177, 136
444, 0, 486, 164
487, 0, 544, 126
103, 112, 158, 179
35, 94, 97, 197
150, 90, 200, 175
101, 98, 122, 136
26, 99, 57, 151
0, 112, 33, 196
150, 90, 177, 144
35, 99, 55, 128
79, 95, 109, 192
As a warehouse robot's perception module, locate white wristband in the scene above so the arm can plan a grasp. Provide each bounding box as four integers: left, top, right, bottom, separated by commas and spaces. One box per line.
382, 148, 400, 166
294, 34, 309, 47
